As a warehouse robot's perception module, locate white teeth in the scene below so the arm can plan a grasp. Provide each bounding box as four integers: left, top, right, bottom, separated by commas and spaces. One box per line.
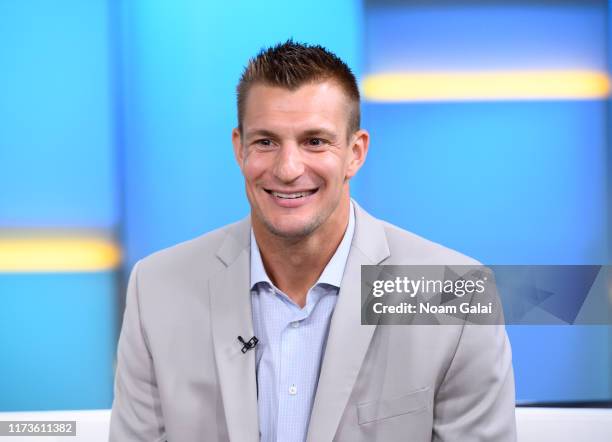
271, 191, 313, 199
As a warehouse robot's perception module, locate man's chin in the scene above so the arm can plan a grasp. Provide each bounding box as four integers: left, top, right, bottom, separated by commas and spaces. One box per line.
261, 219, 320, 240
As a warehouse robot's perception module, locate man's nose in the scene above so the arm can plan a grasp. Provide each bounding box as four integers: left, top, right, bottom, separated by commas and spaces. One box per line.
272, 143, 305, 183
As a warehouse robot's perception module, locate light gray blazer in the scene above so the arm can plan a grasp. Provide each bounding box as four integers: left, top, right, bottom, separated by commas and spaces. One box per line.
109, 202, 516, 441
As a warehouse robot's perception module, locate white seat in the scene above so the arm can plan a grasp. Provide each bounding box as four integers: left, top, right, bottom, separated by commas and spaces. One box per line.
516, 407, 612, 442
1, 407, 611, 441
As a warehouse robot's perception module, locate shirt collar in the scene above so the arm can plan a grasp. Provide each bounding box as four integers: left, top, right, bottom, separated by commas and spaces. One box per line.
250, 201, 356, 290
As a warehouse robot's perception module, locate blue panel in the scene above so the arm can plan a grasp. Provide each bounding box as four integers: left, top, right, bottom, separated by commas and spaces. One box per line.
119, 0, 363, 265
365, 2, 607, 73
356, 100, 610, 401
0, 1, 118, 228
508, 325, 610, 402
357, 101, 608, 265
608, 0, 612, 273
607, 0, 612, 403
360, 0, 611, 403
0, 272, 117, 411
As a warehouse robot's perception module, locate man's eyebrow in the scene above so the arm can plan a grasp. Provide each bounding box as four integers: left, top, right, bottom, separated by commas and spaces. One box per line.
244, 129, 279, 139
244, 128, 339, 139
299, 128, 338, 139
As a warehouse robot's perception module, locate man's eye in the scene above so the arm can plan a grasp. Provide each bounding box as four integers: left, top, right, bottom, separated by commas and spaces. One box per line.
255, 139, 272, 147
308, 138, 325, 147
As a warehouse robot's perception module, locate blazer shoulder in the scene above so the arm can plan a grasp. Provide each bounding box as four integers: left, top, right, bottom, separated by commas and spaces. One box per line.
379, 220, 480, 266
136, 219, 247, 283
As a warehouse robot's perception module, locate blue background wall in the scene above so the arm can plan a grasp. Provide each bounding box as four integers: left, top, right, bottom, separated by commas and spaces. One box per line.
358, 0, 610, 403
0, 1, 118, 410
0, 0, 609, 410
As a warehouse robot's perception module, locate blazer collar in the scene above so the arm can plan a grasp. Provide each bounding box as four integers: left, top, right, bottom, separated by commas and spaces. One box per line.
215, 216, 251, 267
349, 199, 390, 265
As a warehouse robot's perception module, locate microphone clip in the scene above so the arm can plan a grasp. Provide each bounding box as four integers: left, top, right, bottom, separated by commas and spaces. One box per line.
237, 335, 259, 353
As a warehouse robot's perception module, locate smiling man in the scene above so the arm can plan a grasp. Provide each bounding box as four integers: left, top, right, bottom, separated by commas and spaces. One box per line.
109, 41, 516, 442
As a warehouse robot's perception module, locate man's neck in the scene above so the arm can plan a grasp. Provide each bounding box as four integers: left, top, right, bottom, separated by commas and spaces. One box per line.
253, 200, 351, 308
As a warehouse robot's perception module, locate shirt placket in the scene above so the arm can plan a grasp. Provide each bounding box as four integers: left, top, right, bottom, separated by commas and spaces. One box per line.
276, 289, 313, 441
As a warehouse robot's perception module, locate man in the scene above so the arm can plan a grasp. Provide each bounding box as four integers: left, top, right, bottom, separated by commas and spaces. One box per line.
110, 41, 516, 441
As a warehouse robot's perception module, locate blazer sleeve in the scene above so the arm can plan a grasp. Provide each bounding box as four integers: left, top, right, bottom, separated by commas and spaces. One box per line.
432, 321, 517, 441
109, 261, 166, 442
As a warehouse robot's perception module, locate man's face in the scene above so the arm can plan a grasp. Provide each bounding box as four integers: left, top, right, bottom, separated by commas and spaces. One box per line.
232, 80, 367, 239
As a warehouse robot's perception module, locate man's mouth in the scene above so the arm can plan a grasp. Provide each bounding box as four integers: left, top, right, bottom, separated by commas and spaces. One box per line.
264, 188, 318, 199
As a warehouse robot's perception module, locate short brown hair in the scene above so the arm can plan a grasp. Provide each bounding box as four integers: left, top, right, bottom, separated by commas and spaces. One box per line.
236, 40, 361, 135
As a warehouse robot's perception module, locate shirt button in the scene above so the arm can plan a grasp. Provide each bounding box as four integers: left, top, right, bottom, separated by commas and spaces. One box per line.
289, 385, 297, 395
291, 321, 300, 328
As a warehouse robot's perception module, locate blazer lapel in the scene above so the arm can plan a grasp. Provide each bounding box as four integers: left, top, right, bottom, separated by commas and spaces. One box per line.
209, 218, 259, 442
307, 202, 390, 442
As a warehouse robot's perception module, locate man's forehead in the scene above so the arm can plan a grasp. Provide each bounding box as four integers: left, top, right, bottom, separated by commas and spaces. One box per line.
242, 112, 343, 137
242, 81, 351, 131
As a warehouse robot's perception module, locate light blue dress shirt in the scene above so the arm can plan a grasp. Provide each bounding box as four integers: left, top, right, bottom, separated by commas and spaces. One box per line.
250, 203, 355, 442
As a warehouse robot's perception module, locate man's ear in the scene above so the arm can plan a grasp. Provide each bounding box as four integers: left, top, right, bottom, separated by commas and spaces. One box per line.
232, 127, 245, 170
345, 129, 370, 180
